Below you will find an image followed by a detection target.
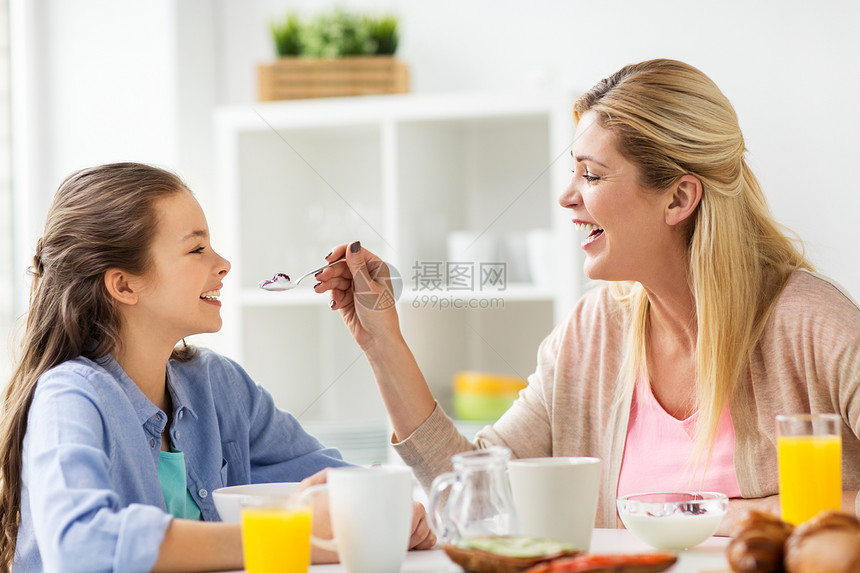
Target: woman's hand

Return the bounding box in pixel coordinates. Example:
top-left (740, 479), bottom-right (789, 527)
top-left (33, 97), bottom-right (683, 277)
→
top-left (314, 241), bottom-right (403, 352)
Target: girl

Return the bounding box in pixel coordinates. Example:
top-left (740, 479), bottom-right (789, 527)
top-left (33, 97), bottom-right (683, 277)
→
top-left (0, 163), bottom-right (433, 572)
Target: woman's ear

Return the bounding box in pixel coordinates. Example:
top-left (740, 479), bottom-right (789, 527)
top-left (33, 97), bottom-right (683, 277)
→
top-left (104, 269), bottom-right (139, 305)
top-left (665, 174), bottom-right (703, 227)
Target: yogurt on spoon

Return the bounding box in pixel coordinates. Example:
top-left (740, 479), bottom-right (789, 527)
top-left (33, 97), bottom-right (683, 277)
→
top-left (258, 273), bottom-right (295, 291)
top-left (258, 257), bottom-right (346, 292)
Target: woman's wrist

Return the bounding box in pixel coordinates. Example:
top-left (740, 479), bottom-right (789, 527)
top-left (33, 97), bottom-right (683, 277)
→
top-left (363, 330), bottom-right (410, 363)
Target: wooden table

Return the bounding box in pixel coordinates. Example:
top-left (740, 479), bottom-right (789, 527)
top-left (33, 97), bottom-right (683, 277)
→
top-left (306, 528), bottom-right (730, 572)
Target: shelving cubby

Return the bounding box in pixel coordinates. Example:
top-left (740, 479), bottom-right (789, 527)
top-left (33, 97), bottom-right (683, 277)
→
top-left (211, 92), bottom-right (580, 438)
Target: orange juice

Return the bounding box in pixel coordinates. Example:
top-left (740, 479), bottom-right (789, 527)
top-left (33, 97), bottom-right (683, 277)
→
top-left (241, 504), bottom-right (313, 573)
top-left (777, 435), bottom-right (841, 525)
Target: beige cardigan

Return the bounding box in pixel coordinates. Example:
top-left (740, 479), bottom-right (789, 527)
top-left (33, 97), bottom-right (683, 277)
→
top-left (393, 270), bottom-right (860, 526)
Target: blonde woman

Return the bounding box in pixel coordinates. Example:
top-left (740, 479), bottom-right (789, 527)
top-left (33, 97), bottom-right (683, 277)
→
top-left (317, 59), bottom-right (860, 533)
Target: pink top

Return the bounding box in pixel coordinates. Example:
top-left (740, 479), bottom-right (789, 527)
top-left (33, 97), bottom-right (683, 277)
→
top-left (617, 376), bottom-right (742, 498)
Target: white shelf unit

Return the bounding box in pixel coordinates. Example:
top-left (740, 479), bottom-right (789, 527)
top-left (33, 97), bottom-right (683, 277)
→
top-left (212, 92), bottom-right (581, 427)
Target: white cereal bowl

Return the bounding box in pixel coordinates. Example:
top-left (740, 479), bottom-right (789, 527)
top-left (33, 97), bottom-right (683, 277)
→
top-left (616, 491), bottom-right (728, 551)
top-left (212, 482), bottom-right (301, 522)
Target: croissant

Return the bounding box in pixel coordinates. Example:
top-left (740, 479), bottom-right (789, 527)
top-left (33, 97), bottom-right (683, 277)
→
top-left (726, 510), bottom-right (794, 573)
top-left (784, 510), bottom-right (860, 573)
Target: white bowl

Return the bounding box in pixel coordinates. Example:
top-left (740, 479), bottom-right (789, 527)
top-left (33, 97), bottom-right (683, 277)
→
top-left (616, 491), bottom-right (728, 550)
top-left (212, 482), bottom-right (301, 522)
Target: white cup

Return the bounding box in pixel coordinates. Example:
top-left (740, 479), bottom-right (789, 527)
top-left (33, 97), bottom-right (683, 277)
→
top-left (300, 466), bottom-right (413, 573)
top-left (508, 457), bottom-right (601, 550)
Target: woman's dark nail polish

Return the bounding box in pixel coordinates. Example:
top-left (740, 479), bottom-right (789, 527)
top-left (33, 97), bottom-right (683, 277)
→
top-left (325, 251), bottom-right (333, 259)
top-left (329, 299), bottom-right (336, 309)
top-left (350, 241), bottom-right (361, 253)
top-left (313, 282), bottom-right (321, 289)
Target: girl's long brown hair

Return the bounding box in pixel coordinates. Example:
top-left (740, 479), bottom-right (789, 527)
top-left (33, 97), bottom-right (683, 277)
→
top-left (0, 163), bottom-right (194, 570)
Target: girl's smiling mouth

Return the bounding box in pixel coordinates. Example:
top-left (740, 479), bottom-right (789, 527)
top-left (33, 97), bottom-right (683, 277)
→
top-left (200, 289), bottom-right (221, 304)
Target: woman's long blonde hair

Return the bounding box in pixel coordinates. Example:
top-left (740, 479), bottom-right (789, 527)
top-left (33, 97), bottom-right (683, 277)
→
top-left (574, 59), bottom-right (811, 461)
top-left (0, 163), bottom-right (195, 571)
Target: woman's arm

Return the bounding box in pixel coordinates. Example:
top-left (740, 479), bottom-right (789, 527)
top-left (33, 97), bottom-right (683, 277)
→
top-left (363, 335), bottom-right (436, 441)
top-left (315, 242), bottom-right (436, 441)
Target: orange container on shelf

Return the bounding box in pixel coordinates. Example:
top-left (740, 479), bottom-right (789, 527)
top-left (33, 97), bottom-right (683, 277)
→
top-left (452, 371), bottom-right (528, 422)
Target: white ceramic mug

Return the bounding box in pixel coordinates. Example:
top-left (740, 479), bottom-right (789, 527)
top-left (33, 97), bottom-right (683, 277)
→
top-left (300, 466), bottom-right (413, 573)
top-left (507, 457), bottom-right (601, 550)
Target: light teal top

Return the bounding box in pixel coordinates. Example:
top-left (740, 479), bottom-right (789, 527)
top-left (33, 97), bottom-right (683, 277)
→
top-left (158, 448), bottom-right (202, 521)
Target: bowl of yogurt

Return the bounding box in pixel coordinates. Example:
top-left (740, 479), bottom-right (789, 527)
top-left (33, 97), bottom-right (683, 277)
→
top-left (616, 491), bottom-right (728, 550)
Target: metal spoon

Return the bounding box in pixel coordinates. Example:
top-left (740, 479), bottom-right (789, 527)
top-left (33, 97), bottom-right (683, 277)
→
top-left (258, 257), bottom-right (345, 292)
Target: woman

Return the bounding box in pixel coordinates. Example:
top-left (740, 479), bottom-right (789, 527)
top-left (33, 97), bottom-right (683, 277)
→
top-left (0, 163), bottom-right (433, 573)
top-left (316, 59), bottom-right (860, 533)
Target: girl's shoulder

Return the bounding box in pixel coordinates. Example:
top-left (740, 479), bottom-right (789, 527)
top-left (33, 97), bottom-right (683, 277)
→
top-left (167, 347), bottom-right (258, 400)
top-left (31, 356), bottom-right (127, 419)
top-left (167, 347), bottom-right (276, 425)
top-left (169, 346), bottom-right (245, 379)
top-left (37, 356), bottom-right (112, 392)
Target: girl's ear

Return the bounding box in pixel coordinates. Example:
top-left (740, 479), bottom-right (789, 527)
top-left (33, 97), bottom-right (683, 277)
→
top-left (104, 269), bottom-right (139, 305)
top-left (665, 174), bottom-right (703, 227)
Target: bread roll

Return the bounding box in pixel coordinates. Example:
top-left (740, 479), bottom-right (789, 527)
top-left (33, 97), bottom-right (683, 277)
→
top-left (726, 510), bottom-right (793, 573)
top-left (784, 510), bottom-right (860, 573)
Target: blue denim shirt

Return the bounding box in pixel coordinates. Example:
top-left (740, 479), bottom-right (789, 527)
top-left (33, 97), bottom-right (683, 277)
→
top-left (16, 348), bottom-right (348, 573)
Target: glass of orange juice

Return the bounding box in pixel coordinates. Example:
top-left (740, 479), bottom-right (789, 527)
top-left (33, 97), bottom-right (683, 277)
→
top-left (240, 495), bottom-right (313, 573)
top-left (776, 413), bottom-right (842, 525)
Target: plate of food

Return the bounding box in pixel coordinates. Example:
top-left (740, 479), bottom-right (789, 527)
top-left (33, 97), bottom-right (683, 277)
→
top-left (443, 535), bottom-right (677, 573)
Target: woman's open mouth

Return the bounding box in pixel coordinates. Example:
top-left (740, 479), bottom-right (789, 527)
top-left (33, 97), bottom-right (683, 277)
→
top-left (576, 222), bottom-right (604, 247)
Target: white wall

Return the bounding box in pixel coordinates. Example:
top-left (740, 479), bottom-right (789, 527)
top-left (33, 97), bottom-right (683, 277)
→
top-left (0, 0), bottom-right (12, 384)
top-left (12, 0), bottom-right (176, 313)
top-left (11, 0), bottom-right (860, 322)
top-left (218, 0), bottom-right (860, 295)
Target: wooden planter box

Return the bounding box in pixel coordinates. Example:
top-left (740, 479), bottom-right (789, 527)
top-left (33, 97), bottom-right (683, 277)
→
top-left (258, 57), bottom-right (410, 101)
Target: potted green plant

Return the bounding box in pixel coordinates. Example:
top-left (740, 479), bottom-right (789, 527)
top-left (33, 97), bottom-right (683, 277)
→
top-left (270, 14), bottom-right (303, 56)
top-left (368, 15), bottom-right (399, 56)
top-left (258, 9), bottom-right (408, 101)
